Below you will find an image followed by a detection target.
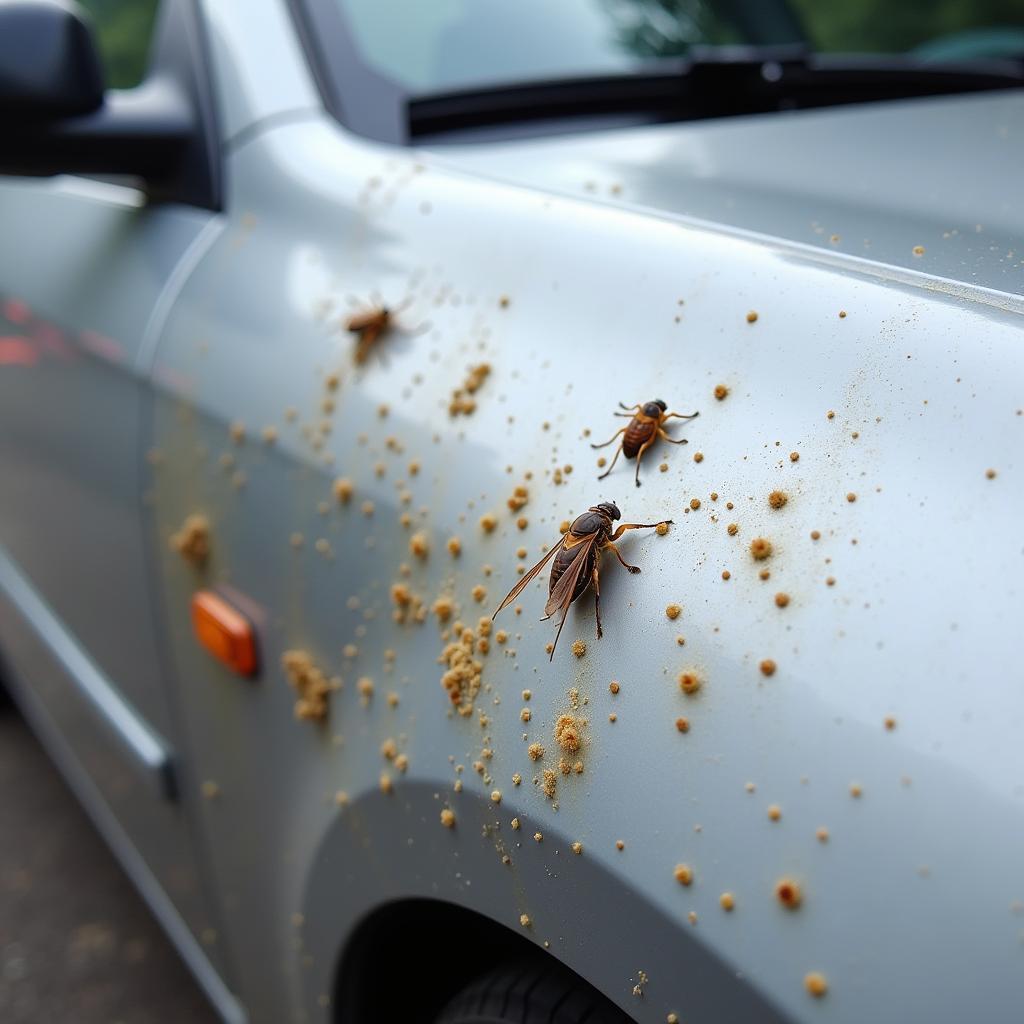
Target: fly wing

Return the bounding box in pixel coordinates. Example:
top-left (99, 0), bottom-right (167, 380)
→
top-left (492, 538), bottom-right (563, 619)
top-left (543, 533), bottom-right (597, 619)
top-left (542, 534), bottom-right (598, 660)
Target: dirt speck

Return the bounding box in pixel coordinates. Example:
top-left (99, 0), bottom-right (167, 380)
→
top-left (282, 650), bottom-right (331, 722)
top-left (804, 972), bottom-right (828, 998)
top-left (678, 671), bottom-right (701, 695)
top-left (170, 514), bottom-right (210, 567)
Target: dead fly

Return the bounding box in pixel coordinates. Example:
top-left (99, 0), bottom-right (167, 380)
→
top-left (493, 501), bottom-right (671, 659)
top-left (344, 295), bottom-right (413, 365)
top-left (591, 399), bottom-right (699, 486)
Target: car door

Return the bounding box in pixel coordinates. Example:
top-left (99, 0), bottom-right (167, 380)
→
top-left (0, 0), bottom-right (237, 1005)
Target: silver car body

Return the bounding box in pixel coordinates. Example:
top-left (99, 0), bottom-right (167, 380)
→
top-left (1, 1), bottom-right (1022, 1021)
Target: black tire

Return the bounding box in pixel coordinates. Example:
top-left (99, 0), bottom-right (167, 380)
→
top-left (435, 956), bottom-right (635, 1024)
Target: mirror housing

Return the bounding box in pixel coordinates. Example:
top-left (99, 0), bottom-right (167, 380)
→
top-left (0, 0), bottom-right (104, 120)
top-left (0, 0), bottom-right (221, 209)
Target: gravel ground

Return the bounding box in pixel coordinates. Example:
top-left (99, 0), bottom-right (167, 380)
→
top-left (0, 699), bottom-right (219, 1024)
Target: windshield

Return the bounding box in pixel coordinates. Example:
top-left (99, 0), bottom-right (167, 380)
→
top-left (331, 0), bottom-right (1024, 95)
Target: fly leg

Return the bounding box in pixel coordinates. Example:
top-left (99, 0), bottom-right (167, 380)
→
top-left (618, 401), bottom-right (642, 413)
top-left (592, 565), bottom-right (603, 638)
top-left (662, 410), bottom-right (699, 421)
top-left (609, 520), bottom-right (673, 543)
top-left (603, 541), bottom-right (642, 574)
top-left (657, 427), bottom-right (689, 445)
top-left (633, 434), bottom-right (657, 487)
top-left (591, 426), bottom-right (627, 449)
top-left (597, 442), bottom-right (624, 481)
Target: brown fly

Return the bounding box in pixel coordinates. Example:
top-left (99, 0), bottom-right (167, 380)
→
top-left (493, 501), bottom-right (671, 659)
top-left (591, 399), bottom-right (699, 486)
top-left (344, 295), bottom-right (413, 365)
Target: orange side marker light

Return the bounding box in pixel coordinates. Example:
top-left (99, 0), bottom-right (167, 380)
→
top-left (191, 590), bottom-right (258, 676)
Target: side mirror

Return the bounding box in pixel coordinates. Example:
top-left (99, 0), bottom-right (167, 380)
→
top-left (0, 0), bottom-right (105, 121)
top-left (0, 0), bottom-right (221, 209)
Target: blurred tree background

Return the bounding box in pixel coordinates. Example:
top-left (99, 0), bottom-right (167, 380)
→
top-left (789, 0), bottom-right (1024, 53)
top-left (78, 0), bottom-right (161, 88)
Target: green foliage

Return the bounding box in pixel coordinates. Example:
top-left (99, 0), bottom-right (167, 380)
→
top-left (78, 0), bottom-right (161, 88)
top-left (788, 0), bottom-right (1024, 53)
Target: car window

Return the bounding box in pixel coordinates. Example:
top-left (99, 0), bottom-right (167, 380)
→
top-left (333, 0), bottom-right (801, 93)
top-left (78, 0), bottom-right (162, 89)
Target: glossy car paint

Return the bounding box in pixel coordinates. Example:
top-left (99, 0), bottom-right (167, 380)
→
top-left (1, 1), bottom-right (1023, 1022)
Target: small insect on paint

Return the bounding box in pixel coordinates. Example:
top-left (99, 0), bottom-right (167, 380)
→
top-left (493, 501), bottom-right (671, 659)
top-left (591, 399), bottom-right (699, 486)
top-left (344, 295), bottom-right (412, 365)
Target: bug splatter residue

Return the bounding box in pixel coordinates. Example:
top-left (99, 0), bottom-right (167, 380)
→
top-left (776, 878), bottom-right (802, 909)
top-left (678, 671), bottom-right (701, 695)
top-left (170, 514), bottom-right (210, 567)
top-left (282, 650), bottom-right (331, 723)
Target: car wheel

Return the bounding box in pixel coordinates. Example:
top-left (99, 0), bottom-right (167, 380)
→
top-left (435, 957), bottom-right (635, 1024)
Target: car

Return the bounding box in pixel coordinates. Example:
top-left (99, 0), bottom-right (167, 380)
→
top-left (2, 1), bottom-right (1023, 1021)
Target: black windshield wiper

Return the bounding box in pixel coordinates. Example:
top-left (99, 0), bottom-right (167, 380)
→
top-left (408, 46), bottom-right (1024, 139)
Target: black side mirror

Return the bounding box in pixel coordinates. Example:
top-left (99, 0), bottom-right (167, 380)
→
top-left (0, 0), bottom-right (105, 121)
top-left (0, 0), bottom-right (220, 210)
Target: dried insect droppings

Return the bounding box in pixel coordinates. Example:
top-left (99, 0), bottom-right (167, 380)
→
top-left (655, 521), bottom-right (670, 536)
top-left (665, 604), bottom-right (682, 620)
top-left (774, 593), bottom-right (790, 608)
top-left (675, 717), bottom-right (690, 733)
top-left (816, 827), bottom-right (830, 843)
top-left (490, 790), bottom-right (502, 804)
top-left (719, 892), bottom-right (735, 911)
top-left (760, 659), bottom-right (777, 677)
top-left (727, 523), bottom-right (739, 536)
top-left (519, 914), bottom-right (531, 928)
top-left (659, 463), bottom-right (669, 473)
top-left (379, 773), bottom-right (393, 795)
top-left (449, 363), bottom-right (491, 416)
top-left (714, 384), bottom-right (729, 401)
top-left (170, 514), bottom-right (210, 567)
top-left (810, 530), bottom-right (821, 541)
top-left (846, 492), bottom-right (857, 503)
top-left (200, 780), bottom-right (220, 800)
top-left (228, 420), bottom-right (245, 444)
top-left (776, 879), bottom-right (802, 909)
top-left (986, 468), bottom-right (997, 479)
top-left (572, 842), bottom-right (583, 855)
top-left (534, 832), bottom-right (543, 842)
top-left (849, 783), bottom-right (863, 798)
top-left (674, 863), bottom-right (694, 886)
top-left (768, 490), bottom-right (788, 510)
top-left (721, 570), bottom-right (731, 581)
top-left (826, 576), bottom-right (836, 587)
top-left (528, 743), bottom-right (544, 761)
top-left (746, 310), bottom-right (758, 323)
top-left (334, 791), bottom-right (349, 808)
top-left (690, 498), bottom-right (701, 511)
top-left (332, 477), bottom-right (354, 503)
top-left (571, 639), bottom-right (586, 658)
top-left (768, 804), bottom-right (782, 821)
top-left (357, 677), bottom-right (374, 703)
top-left (409, 532), bottom-right (429, 559)
top-left (542, 769), bottom-right (557, 799)
top-left (668, 1015), bottom-right (679, 1024)
top-left (789, 451), bottom-right (799, 462)
top-left (433, 597), bottom-right (454, 622)
top-left (884, 716), bottom-right (897, 731)
top-left (912, 245), bottom-right (925, 256)
top-left (609, 681), bottom-right (620, 694)
top-left (282, 650), bottom-right (331, 723)
top-left (511, 817), bottom-right (521, 830)
top-left (750, 537), bottom-right (773, 561)
top-left (693, 451), bottom-right (704, 463)
top-left (678, 671), bottom-right (702, 695)
top-left (554, 715), bottom-right (584, 754)
top-left (479, 513), bottom-right (498, 533)
top-left (520, 707), bottom-right (532, 722)
top-left (804, 972), bottom-right (828, 998)
top-left (615, 840), bottom-right (625, 851)
top-left (471, 584), bottom-right (487, 603)
top-left (440, 808), bottom-right (456, 828)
